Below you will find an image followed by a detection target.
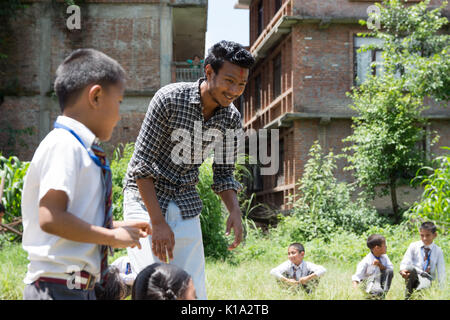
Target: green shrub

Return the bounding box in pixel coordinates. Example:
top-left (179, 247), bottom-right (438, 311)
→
top-left (110, 143), bottom-right (135, 221)
top-left (0, 155), bottom-right (29, 222)
top-left (408, 147), bottom-right (450, 234)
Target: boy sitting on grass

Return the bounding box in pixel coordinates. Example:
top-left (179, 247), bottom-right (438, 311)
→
top-left (21, 49), bottom-right (150, 300)
top-left (352, 234), bottom-right (394, 299)
top-left (270, 243), bottom-right (326, 294)
top-left (399, 221), bottom-right (445, 299)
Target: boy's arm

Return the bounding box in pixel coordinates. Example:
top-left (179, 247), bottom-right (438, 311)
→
top-left (399, 244), bottom-right (414, 278)
top-left (218, 189), bottom-right (243, 251)
top-left (351, 260), bottom-right (367, 286)
top-left (270, 262), bottom-right (298, 285)
top-left (136, 177), bottom-right (174, 262)
top-left (39, 189), bottom-right (147, 248)
top-left (436, 248), bottom-right (446, 287)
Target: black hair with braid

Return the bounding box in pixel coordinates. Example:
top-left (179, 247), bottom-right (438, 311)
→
top-left (131, 263), bottom-right (192, 300)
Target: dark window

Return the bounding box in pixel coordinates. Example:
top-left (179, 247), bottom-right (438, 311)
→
top-left (353, 36), bottom-right (384, 85)
top-left (273, 53), bottom-right (282, 99)
top-left (255, 74), bottom-right (261, 110)
top-left (257, 1), bottom-right (264, 36)
top-left (275, 0), bottom-right (282, 13)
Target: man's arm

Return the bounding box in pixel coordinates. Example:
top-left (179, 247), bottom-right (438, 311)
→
top-left (39, 189), bottom-right (147, 248)
top-left (136, 177), bottom-right (174, 262)
top-left (218, 189), bottom-right (243, 250)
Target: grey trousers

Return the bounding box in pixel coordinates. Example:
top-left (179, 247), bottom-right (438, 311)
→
top-left (23, 281), bottom-right (96, 300)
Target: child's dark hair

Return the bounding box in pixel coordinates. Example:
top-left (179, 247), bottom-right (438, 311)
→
top-left (132, 263), bottom-right (192, 300)
top-left (420, 221), bottom-right (437, 234)
top-left (204, 40), bottom-right (255, 75)
top-left (289, 243), bottom-right (305, 253)
top-left (54, 48), bottom-right (126, 112)
top-left (94, 266), bottom-right (130, 300)
top-left (367, 234), bottom-right (386, 250)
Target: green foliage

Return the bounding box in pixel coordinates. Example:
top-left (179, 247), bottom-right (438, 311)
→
top-left (408, 147), bottom-right (450, 234)
top-left (281, 142), bottom-right (388, 242)
top-left (343, 0), bottom-right (448, 219)
top-left (0, 155), bottom-right (29, 223)
top-left (196, 157), bottom-right (231, 260)
top-left (110, 143), bottom-right (135, 221)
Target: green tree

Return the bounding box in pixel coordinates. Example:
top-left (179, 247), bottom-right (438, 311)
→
top-left (344, 0), bottom-right (449, 222)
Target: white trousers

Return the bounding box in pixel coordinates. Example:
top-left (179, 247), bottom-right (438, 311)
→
top-left (123, 189), bottom-right (207, 300)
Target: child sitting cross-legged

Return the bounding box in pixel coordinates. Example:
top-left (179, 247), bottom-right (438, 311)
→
top-left (270, 243), bottom-right (326, 294)
top-left (352, 234), bottom-right (394, 299)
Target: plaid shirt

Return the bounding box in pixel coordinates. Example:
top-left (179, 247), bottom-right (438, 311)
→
top-left (124, 78), bottom-right (243, 219)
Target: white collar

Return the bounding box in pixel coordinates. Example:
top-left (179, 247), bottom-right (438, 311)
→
top-left (290, 261), bottom-right (304, 269)
top-left (55, 115), bottom-right (97, 148)
top-left (421, 242), bottom-right (434, 250)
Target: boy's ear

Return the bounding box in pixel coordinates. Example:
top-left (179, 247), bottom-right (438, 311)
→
top-left (300, 251), bottom-right (305, 258)
top-left (88, 84), bottom-right (102, 109)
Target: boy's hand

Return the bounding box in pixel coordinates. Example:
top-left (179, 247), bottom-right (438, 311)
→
top-left (110, 226), bottom-right (148, 249)
top-left (116, 220), bottom-right (152, 235)
top-left (373, 260), bottom-right (382, 268)
top-left (352, 281), bottom-right (359, 289)
top-left (400, 269), bottom-right (410, 279)
top-left (151, 220), bottom-right (175, 262)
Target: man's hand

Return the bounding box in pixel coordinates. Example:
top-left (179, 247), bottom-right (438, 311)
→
top-left (151, 220), bottom-right (175, 262)
top-left (225, 210), bottom-right (243, 251)
top-left (400, 269), bottom-right (410, 279)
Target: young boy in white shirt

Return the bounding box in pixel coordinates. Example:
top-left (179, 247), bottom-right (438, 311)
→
top-left (21, 49), bottom-right (151, 300)
top-left (400, 221), bottom-right (445, 299)
top-left (352, 234), bottom-right (394, 299)
top-left (270, 243), bottom-right (326, 293)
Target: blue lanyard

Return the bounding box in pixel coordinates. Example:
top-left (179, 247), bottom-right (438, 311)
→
top-left (54, 122), bottom-right (110, 171)
top-left (421, 247), bottom-right (431, 271)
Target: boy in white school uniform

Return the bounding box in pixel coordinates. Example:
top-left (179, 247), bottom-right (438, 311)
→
top-left (400, 221), bottom-right (446, 299)
top-left (270, 243), bottom-right (326, 293)
top-left (352, 234), bottom-right (394, 299)
top-left (21, 49), bottom-right (150, 300)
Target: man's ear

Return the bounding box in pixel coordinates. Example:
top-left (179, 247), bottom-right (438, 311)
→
top-left (204, 64), bottom-right (215, 81)
top-left (88, 84), bottom-right (102, 109)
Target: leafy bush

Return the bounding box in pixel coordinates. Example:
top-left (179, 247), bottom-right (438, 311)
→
top-left (110, 143), bottom-right (135, 221)
top-left (408, 147), bottom-right (450, 234)
top-left (280, 142), bottom-right (388, 242)
top-left (0, 155), bottom-right (29, 223)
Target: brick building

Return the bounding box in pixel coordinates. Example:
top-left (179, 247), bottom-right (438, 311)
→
top-left (0, 0), bottom-right (208, 159)
top-left (235, 0), bottom-right (450, 213)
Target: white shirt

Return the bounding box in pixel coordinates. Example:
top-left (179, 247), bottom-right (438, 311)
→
top-left (400, 241), bottom-right (446, 286)
top-left (22, 116), bottom-right (104, 284)
top-left (270, 260), bottom-right (326, 280)
top-left (110, 256), bottom-right (137, 286)
top-left (352, 253), bottom-right (394, 283)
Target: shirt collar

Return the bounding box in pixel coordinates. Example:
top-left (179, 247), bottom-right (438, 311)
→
top-left (189, 78), bottom-right (204, 105)
top-left (55, 115), bottom-right (97, 148)
top-left (290, 260), bottom-right (304, 270)
top-left (421, 242), bottom-right (434, 250)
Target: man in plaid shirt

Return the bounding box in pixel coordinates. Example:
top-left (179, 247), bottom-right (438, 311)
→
top-left (123, 41), bottom-right (255, 299)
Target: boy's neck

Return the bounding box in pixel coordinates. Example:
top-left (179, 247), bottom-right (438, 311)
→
top-left (371, 251), bottom-right (381, 258)
top-left (62, 109), bottom-right (96, 136)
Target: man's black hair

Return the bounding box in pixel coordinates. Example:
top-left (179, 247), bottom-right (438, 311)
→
top-left (420, 221), bottom-right (437, 234)
top-left (204, 40), bottom-right (255, 75)
top-left (54, 48), bottom-right (126, 112)
top-left (367, 234), bottom-right (386, 250)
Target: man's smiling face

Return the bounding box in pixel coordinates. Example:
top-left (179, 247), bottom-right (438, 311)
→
top-left (206, 60), bottom-right (249, 107)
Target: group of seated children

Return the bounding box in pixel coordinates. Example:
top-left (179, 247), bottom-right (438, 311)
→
top-left (269, 221), bottom-right (445, 300)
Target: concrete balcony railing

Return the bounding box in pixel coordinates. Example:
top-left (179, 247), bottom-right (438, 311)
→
top-left (250, 0), bottom-right (293, 56)
top-left (171, 62), bottom-right (204, 83)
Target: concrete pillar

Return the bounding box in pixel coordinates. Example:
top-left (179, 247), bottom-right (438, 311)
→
top-left (38, 2), bottom-right (54, 142)
top-left (159, 1), bottom-right (173, 87)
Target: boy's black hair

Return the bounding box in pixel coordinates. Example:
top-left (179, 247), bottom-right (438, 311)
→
top-left (420, 221), bottom-right (437, 234)
top-left (367, 234), bottom-right (386, 250)
top-left (54, 48), bottom-right (126, 112)
top-left (289, 243), bottom-right (305, 254)
top-left (204, 40), bottom-right (255, 75)
top-left (132, 263), bottom-right (192, 300)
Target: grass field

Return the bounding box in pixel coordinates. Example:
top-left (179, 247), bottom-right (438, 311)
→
top-left (1, 241), bottom-right (448, 300)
